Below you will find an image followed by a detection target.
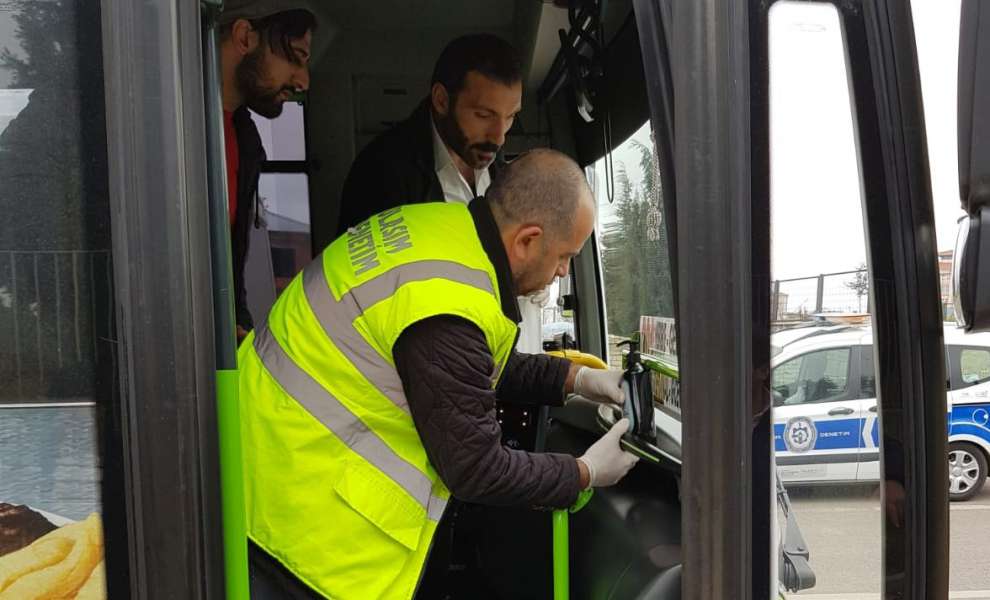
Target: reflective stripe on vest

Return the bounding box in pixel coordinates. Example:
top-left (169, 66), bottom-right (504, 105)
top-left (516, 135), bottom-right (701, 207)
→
top-left (241, 203), bottom-right (519, 599)
top-left (300, 256), bottom-right (495, 414)
top-left (253, 324), bottom-right (448, 521)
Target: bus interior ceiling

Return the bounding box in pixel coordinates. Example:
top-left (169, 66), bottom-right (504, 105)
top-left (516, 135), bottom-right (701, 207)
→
top-left (305, 0), bottom-right (636, 251)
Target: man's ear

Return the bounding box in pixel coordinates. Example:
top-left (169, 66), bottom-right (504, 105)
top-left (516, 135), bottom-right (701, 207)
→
top-left (230, 19), bottom-right (257, 56)
top-left (510, 224), bottom-right (544, 260)
top-left (431, 83), bottom-right (451, 116)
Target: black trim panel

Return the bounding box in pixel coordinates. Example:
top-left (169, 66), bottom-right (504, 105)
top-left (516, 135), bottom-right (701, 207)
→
top-left (260, 160), bottom-right (310, 174)
top-left (671, 1), bottom-right (758, 597)
top-left (855, 1), bottom-right (948, 596)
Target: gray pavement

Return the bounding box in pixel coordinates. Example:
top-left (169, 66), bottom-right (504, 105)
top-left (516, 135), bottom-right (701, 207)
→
top-left (785, 483), bottom-right (990, 598)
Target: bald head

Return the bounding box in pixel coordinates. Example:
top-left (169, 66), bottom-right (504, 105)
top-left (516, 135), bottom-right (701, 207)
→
top-left (485, 148), bottom-right (596, 295)
top-left (486, 148), bottom-right (594, 241)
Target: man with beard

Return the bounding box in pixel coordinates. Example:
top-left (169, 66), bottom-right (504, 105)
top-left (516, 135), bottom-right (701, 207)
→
top-left (219, 1), bottom-right (317, 341)
top-left (337, 34), bottom-right (522, 230)
top-left (338, 34), bottom-right (550, 355)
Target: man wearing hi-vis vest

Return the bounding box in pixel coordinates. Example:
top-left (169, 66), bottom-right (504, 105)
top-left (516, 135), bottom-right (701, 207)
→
top-left (239, 149), bottom-right (639, 599)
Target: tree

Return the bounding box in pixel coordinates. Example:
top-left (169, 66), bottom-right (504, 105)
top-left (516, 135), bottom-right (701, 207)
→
top-left (0, 1), bottom-right (111, 400)
top-left (599, 136), bottom-right (674, 339)
top-left (845, 263), bottom-right (870, 312)
top-left (0, 1), bottom-right (78, 89)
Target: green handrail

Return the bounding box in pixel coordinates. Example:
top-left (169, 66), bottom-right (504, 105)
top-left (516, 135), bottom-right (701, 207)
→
top-left (553, 488), bottom-right (594, 600)
top-left (217, 369), bottom-right (248, 599)
top-left (200, 1), bottom-right (249, 597)
top-left (552, 510), bottom-right (570, 600)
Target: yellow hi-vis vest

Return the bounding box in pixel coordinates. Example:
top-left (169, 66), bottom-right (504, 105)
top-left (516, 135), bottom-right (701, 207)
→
top-left (238, 202), bottom-right (519, 599)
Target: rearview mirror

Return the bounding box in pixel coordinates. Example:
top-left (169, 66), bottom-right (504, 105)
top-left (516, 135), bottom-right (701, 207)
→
top-left (952, 0), bottom-right (990, 331)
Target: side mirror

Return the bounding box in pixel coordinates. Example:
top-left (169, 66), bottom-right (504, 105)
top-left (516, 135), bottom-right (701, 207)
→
top-left (953, 0), bottom-right (990, 331)
top-left (952, 212), bottom-right (990, 330)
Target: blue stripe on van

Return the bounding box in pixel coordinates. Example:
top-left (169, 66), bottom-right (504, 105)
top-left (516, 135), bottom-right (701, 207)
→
top-left (774, 418), bottom-right (861, 452)
top-left (949, 403), bottom-right (990, 442)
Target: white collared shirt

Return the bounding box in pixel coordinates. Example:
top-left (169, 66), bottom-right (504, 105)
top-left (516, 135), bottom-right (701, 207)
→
top-left (431, 117), bottom-right (491, 203)
top-left (429, 116), bottom-right (545, 354)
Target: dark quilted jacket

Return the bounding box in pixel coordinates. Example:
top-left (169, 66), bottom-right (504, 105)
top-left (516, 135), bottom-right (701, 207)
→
top-left (392, 197), bottom-right (580, 508)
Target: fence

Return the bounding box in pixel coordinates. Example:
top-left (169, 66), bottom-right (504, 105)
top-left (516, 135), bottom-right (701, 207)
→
top-left (0, 250), bottom-right (113, 402)
top-left (771, 269), bottom-right (869, 325)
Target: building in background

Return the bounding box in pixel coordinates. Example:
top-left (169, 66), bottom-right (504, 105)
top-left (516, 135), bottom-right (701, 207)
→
top-left (939, 249), bottom-right (955, 321)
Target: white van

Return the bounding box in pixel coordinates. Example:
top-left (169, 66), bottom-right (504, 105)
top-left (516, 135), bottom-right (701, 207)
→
top-left (772, 324), bottom-right (990, 500)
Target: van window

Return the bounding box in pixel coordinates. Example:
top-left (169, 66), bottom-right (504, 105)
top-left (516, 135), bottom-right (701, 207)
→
top-left (959, 347), bottom-right (990, 385)
top-left (859, 344), bottom-right (877, 398)
top-left (772, 347), bottom-right (852, 405)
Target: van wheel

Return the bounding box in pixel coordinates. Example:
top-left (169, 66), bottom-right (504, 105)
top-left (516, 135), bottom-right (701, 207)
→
top-left (948, 442), bottom-right (988, 502)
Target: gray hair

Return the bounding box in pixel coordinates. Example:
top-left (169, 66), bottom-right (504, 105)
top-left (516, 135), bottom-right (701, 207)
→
top-left (486, 148), bottom-right (592, 240)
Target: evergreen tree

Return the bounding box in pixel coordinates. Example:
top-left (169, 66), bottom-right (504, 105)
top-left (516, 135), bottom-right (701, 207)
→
top-left (600, 135), bottom-right (674, 339)
top-left (0, 1), bottom-right (110, 400)
top-left (0, 0), bottom-right (78, 88)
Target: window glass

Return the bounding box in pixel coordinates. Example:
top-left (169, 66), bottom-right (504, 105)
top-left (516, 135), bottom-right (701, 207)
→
top-left (0, 2), bottom-right (113, 597)
top-left (589, 121), bottom-right (677, 412)
top-left (259, 172), bottom-right (311, 293)
top-left (860, 345), bottom-right (877, 399)
top-left (252, 101), bottom-right (306, 161)
top-left (772, 357), bottom-right (801, 400)
top-left (959, 348), bottom-right (990, 385)
top-left (773, 348), bottom-right (851, 405)
top-left (770, 2), bottom-right (881, 596)
top-left (540, 275), bottom-right (575, 351)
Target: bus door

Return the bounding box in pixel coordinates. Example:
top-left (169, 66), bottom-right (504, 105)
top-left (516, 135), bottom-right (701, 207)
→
top-left (644, 0), bottom-right (948, 598)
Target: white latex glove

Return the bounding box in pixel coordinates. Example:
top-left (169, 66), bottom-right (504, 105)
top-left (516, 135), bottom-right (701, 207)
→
top-left (577, 418), bottom-right (640, 488)
top-left (573, 366), bottom-right (624, 405)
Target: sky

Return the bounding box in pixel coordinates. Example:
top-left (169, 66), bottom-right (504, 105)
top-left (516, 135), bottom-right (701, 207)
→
top-left (770, 0), bottom-right (965, 280)
top-left (591, 0), bottom-right (965, 287)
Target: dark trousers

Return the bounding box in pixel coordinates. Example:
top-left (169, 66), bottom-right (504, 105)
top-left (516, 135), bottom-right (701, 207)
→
top-left (247, 503), bottom-right (499, 600)
top-left (248, 541), bottom-right (322, 600)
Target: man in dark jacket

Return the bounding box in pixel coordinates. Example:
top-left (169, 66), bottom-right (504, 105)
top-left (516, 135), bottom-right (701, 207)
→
top-left (219, 1), bottom-right (317, 340)
top-left (338, 34), bottom-right (557, 356)
top-left (336, 33), bottom-right (522, 236)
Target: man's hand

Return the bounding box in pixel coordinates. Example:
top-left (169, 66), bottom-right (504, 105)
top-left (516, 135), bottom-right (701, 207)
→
top-left (577, 418), bottom-right (639, 488)
top-left (572, 366), bottom-right (624, 405)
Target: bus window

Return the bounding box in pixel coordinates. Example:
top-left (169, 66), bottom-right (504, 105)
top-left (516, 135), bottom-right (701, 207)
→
top-left (245, 100), bottom-right (312, 318)
top-left (0, 2), bottom-right (116, 597)
top-left (591, 121), bottom-right (676, 374)
top-left (253, 101), bottom-right (307, 161)
top-left (258, 171), bottom-right (311, 292)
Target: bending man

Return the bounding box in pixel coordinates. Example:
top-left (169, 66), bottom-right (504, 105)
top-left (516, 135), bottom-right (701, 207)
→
top-left (239, 149), bottom-right (638, 599)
